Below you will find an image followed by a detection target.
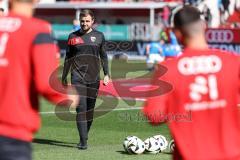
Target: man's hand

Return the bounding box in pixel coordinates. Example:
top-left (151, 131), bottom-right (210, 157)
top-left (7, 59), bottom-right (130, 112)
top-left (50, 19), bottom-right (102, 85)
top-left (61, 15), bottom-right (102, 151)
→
top-left (103, 75), bottom-right (110, 86)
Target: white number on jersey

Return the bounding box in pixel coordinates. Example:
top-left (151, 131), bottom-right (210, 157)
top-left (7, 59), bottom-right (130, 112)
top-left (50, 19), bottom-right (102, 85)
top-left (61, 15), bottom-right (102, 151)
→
top-left (189, 75), bottom-right (219, 102)
top-left (0, 33), bottom-right (9, 57)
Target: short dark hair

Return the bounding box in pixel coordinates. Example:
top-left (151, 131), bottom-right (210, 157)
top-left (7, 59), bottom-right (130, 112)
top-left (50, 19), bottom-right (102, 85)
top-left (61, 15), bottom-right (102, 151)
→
top-left (80, 9), bottom-right (95, 20)
top-left (173, 5), bottom-right (201, 28)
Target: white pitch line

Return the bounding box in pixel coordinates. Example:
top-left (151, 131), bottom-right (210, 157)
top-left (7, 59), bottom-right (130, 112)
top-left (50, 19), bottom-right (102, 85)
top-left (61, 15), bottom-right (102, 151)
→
top-left (102, 95), bottom-right (146, 102)
top-left (40, 104), bottom-right (240, 115)
top-left (40, 107), bottom-right (142, 115)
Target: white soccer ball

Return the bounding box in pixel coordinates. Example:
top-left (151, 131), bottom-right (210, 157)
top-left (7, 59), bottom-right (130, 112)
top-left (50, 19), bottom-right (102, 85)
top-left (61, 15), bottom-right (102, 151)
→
top-left (123, 136), bottom-right (138, 152)
top-left (123, 136), bottom-right (145, 154)
top-left (144, 137), bottom-right (161, 154)
top-left (169, 139), bottom-right (175, 152)
top-left (153, 135), bottom-right (168, 151)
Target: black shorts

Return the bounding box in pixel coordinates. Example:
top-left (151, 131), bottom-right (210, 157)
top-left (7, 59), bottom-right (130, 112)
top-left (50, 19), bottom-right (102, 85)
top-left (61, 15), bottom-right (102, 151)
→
top-left (0, 136), bottom-right (32, 160)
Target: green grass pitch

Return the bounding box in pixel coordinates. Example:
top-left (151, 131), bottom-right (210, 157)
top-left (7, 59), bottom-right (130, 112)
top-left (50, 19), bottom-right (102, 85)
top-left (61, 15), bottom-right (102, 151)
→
top-left (33, 60), bottom-right (173, 160)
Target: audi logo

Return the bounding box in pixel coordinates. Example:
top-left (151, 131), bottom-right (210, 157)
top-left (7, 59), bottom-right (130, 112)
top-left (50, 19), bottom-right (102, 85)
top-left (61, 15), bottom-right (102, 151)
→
top-left (178, 55), bottom-right (222, 75)
top-left (206, 30), bottom-right (234, 43)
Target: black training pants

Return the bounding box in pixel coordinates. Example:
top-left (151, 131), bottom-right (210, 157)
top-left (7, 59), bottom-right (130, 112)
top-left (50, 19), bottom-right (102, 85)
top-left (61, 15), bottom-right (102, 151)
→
top-left (74, 81), bottom-right (100, 144)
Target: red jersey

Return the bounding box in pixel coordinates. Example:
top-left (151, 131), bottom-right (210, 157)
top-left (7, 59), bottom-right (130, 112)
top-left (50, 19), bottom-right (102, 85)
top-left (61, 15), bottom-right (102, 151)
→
top-left (0, 13), bottom-right (68, 142)
top-left (143, 48), bottom-right (240, 160)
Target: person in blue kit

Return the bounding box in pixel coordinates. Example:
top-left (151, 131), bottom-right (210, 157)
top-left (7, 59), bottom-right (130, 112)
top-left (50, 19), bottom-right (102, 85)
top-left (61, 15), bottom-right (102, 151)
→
top-left (145, 39), bottom-right (165, 71)
top-left (163, 29), bottom-right (182, 58)
top-left (73, 19), bottom-right (81, 31)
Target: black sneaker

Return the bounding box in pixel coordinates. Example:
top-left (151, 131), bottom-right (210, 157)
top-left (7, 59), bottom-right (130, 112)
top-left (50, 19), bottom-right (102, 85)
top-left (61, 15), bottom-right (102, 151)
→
top-left (77, 143), bottom-right (88, 150)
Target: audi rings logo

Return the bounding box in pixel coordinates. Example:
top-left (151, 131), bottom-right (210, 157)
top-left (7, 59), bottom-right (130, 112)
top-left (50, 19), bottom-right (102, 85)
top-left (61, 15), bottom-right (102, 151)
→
top-left (178, 55), bottom-right (222, 75)
top-left (206, 30), bottom-right (234, 43)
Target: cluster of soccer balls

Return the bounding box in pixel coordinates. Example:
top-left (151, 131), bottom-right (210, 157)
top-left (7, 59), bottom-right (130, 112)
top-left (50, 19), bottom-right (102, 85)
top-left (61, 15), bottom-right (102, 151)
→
top-left (123, 135), bottom-right (175, 154)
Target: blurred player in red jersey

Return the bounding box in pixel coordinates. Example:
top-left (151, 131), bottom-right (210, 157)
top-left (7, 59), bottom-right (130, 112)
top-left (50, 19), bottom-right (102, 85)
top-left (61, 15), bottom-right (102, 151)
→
top-left (0, 0), bottom-right (79, 160)
top-left (143, 5), bottom-right (240, 160)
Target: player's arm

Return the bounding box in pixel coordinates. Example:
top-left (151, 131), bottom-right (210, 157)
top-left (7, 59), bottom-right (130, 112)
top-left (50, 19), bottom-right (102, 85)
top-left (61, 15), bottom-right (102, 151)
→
top-left (31, 24), bottom-right (77, 106)
top-left (62, 35), bottom-right (73, 86)
top-left (143, 94), bottom-right (169, 125)
top-left (146, 44), bottom-right (150, 57)
top-left (142, 63), bottom-right (171, 125)
top-left (99, 33), bottom-right (110, 85)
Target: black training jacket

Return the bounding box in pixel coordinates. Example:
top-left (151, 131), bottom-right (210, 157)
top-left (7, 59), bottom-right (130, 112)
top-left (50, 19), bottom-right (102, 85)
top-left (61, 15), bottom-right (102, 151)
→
top-left (62, 29), bottom-right (109, 84)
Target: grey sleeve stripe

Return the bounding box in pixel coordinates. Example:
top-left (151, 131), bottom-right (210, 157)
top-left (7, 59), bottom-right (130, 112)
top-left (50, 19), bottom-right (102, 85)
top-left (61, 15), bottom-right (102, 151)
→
top-left (33, 33), bottom-right (55, 44)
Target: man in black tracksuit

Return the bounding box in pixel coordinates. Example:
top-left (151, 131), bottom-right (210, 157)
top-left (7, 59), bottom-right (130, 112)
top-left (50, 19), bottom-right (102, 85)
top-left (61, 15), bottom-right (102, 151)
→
top-left (62, 9), bottom-right (110, 150)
